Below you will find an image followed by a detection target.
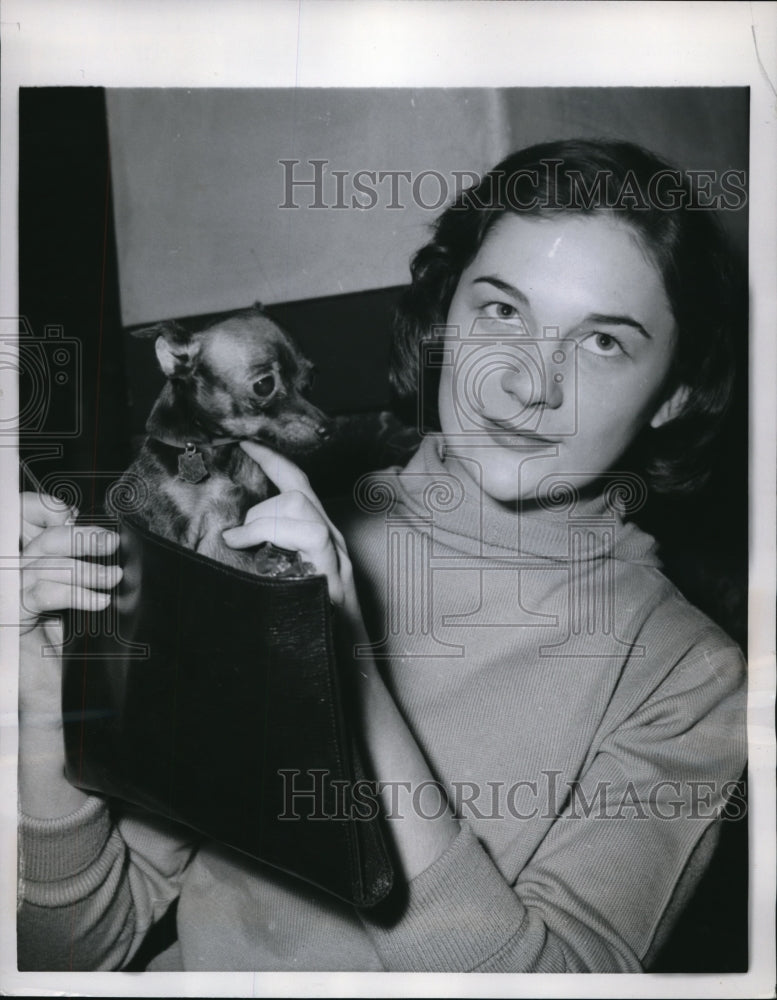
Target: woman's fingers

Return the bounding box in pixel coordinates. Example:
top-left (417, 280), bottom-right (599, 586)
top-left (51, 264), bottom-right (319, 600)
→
top-left (239, 441), bottom-right (314, 498)
top-left (239, 441), bottom-right (349, 557)
top-left (223, 488), bottom-right (349, 605)
top-left (21, 492), bottom-right (78, 547)
top-left (23, 523), bottom-right (120, 560)
top-left (21, 579), bottom-right (113, 618)
top-left (19, 494), bottom-right (123, 628)
top-left (22, 556), bottom-right (123, 591)
top-left (20, 556), bottom-right (122, 624)
top-left (227, 516), bottom-right (344, 604)
top-left (21, 493), bottom-right (121, 559)
top-left (234, 444), bottom-right (354, 605)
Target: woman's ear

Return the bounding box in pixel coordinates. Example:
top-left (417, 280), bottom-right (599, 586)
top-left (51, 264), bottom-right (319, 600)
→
top-left (650, 383), bottom-right (690, 429)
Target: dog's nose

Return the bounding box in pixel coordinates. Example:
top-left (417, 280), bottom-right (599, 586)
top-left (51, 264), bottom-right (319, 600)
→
top-left (316, 423), bottom-right (332, 442)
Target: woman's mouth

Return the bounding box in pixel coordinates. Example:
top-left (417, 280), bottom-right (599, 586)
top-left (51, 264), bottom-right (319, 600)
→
top-left (479, 415), bottom-right (560, 447)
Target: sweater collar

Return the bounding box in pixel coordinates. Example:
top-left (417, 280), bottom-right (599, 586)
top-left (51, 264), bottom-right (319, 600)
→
top-left (393, 435), bottom-right (660, 565)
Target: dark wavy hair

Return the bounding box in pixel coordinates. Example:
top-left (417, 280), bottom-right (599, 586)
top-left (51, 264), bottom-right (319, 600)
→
top-left (391, 138), bottom-right (744, 495)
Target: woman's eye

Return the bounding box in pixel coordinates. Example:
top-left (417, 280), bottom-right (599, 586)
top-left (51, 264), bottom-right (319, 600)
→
top-left (252, 373), bottom-right (276, 398)
top-left (580, 332), bottom-right (624, 357)
top-left (483, 302), bottom-right (522, 322)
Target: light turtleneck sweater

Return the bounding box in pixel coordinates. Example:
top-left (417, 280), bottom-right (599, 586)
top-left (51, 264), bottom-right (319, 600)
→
top-left (18, 436), bottom-right (746, 972)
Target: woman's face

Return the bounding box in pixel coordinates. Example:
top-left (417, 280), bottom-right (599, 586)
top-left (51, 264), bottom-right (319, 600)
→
top-left (437, 212), bottom-right (683, 504)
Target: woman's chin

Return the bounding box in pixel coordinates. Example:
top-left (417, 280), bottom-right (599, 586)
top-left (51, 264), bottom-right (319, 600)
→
top-left (443, 440), bottom-right (563, 506)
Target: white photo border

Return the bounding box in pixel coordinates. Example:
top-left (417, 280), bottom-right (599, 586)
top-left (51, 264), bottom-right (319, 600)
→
top-left (1, 2), bottom-right (774, 997)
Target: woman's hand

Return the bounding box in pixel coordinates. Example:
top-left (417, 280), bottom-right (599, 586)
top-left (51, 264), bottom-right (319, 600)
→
top-left (222, 442), bottom-right (356, 612)
top-left (20, 491), bottom-right (122, 636)
top-left (19, 492), bottom-right (122, 819)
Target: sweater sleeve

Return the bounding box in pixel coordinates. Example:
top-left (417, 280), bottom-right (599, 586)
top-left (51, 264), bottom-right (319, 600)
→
top-left (17, 796), bottom-right (196, 971)
top-left (359, 634), bottom-right (747, 972)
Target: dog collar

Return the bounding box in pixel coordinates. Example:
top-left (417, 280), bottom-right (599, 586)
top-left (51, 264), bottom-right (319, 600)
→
top-left (148, 434), bottom-right (245, 484)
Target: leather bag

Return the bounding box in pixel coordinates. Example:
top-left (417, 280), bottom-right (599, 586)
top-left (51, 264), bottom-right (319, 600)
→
top-left (61, 514), bottom-right (394, 908)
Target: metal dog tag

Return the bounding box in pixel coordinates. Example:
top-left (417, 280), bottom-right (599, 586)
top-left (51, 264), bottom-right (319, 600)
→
top-left (178, 442), bottom-right (208, 484)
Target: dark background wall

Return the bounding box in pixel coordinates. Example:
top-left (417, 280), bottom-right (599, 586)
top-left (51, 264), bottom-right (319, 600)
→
top-left (19, 88), bottom-right (129, 508)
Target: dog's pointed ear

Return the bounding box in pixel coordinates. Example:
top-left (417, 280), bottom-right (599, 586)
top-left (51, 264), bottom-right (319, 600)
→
top-left (155, 335), bottom-right (201, 379)
top-left (131, 321), bottom-right (199, 378)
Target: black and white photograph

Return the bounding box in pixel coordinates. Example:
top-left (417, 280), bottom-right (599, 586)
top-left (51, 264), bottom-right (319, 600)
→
top-left (2, 2), bottom-right (775, 997)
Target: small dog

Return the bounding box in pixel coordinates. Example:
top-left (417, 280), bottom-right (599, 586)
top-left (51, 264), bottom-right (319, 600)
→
top-left (114, 306), bottom-right (331, 575)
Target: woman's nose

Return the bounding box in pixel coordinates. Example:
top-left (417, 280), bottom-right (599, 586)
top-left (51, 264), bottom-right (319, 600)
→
top-left (499, 349), bottom-right (564, 410)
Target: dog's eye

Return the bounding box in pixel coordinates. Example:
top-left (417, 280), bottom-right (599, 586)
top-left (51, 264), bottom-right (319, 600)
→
top-left (252, 373), bottom-right (276, 399)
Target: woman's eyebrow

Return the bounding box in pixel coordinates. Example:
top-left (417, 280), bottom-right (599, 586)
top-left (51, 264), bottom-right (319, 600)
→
top-left (585, 313), bottom-right (652, 339)
top-left (472, 276), bottom-right (531, 307)
top-left (472, 277), bottom-right (652, 339)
